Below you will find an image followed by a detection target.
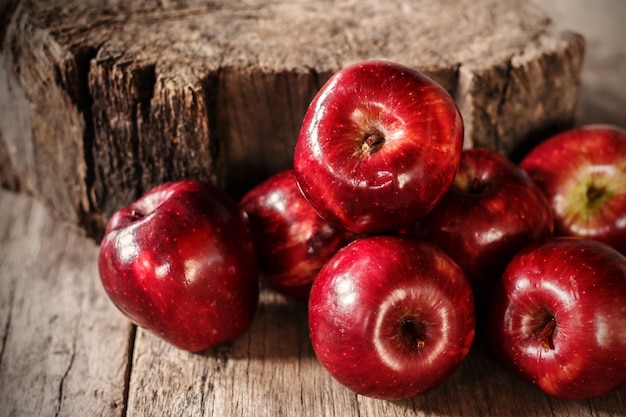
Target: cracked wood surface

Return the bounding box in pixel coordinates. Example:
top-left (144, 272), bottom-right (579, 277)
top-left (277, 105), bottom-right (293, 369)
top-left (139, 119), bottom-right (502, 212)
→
top-left (0, 0), bottom-right (585, 241)
top-left (1, 188), bottom-right (626, 416)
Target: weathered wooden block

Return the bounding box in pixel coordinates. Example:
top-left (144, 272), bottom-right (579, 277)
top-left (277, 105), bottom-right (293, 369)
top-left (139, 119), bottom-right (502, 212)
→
top-left (0, 0), bottom-right (584, 240)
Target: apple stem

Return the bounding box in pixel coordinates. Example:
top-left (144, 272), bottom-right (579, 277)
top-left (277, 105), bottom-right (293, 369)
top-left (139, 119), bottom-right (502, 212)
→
top-left (540, 317), bottom-right (556, 351)
top-left (130, 209), bottom-right (143, 220)
top-left (361, 131), bottom-right (385, 155)
top-left (401, 318), bottom-right (426, 350)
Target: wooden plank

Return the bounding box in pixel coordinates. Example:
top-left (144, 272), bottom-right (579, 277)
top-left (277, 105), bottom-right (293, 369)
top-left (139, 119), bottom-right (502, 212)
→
top-left (124, 279), bottom-right (626, 417)
top-left (125, 290), bottom-right (359, 416)
top-left (0, 190), bottom-right (132, 417)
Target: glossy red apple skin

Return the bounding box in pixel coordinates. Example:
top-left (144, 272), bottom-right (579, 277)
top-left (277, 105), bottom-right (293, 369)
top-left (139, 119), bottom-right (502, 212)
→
top-left (98, 180), bottom-right (259, 352)
top-left (487, 237), bottom-right (626, 400)
top-left (294, 60), bottom-right (464, 234)
top-left (405, 147), bottom-right (554, 308)
top-left (520, 124), bottom-right (626, 255)
top-left (240, 169), bottom-right (354, 300)
top-left (309, 235), bottom-right (475, 400)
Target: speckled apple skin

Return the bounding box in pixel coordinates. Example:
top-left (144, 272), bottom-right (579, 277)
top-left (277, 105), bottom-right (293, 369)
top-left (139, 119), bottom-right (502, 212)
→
top-left (240, 169), bottom-right (354, 300)
top-left (309, 235), bottom-right (475, 400)
top-left (294, 60), bottom-right (464, 235)
top-left (98, 180), bottom-right (259, 352)
top-left (488, 237), bottom-right (626, 400)
top-left (520, 124), bottom-right (626, 255)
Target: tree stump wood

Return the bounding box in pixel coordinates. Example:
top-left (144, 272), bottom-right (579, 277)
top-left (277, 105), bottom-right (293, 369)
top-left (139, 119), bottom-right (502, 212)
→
top-left (0, 0), bottom-right (585, 240)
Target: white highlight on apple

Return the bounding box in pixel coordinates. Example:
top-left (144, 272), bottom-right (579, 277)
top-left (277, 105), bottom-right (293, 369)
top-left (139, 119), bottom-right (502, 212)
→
top-left (542, 280), bottom-right (578, 309)
top-left (155, 262), bottom-right (171, 280)
top-left (117, 230), bottom-right (140, 263)
top-left (477, 227), bottom-right (505, 246)
top-left (349, 107), bottom-right (369, 128)
top-left (266, 189), bottom-right (287, 214)
top-left (184, 258), bottom-right (203, 285)
top-left (334, 273), bottom-right (357, 308)
top-left (397, 172), bottom-right (412, 189)
top-left (594, 314), bottom-right (612, 348)
top-left (306, 75), bottom-right (341, 160)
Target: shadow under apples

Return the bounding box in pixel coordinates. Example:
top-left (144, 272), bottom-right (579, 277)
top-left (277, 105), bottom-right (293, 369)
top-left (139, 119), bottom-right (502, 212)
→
top-left (193, 288), bottom-right (625, 416)
top-left (199, 287), bottom-right (313, 364)
top-left (395, 336), bottom-right (626, 416)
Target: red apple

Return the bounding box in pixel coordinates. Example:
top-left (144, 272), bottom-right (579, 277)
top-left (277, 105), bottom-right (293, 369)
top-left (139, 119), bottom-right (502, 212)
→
top-left (405, 147), bottom-right (554, 308)
top-left (240, 169), bottom-right (354, 300)
top-left (294, 60), bottom-right (464, 234)
top-left (308, 235), bottom-right (475, 400)
top-left (98, 180), bottom-right (259, 352)
top-left (520, 124), bottom-right (626, 255)
top-left (487, 237), bottom-right (626, 400)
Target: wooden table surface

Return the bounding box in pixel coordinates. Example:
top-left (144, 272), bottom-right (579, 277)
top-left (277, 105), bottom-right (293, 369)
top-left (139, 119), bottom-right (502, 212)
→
top-left (2, 1), bottom-right (626, 416)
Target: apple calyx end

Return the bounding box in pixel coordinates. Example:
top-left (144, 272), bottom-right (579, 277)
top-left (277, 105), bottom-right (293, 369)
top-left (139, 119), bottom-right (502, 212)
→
top-left (360, 131), bottom-right (385, 155)
top-left (400, 318), bottom-right (426, 351)
top-left (540, 316), bottom-right (557, 351)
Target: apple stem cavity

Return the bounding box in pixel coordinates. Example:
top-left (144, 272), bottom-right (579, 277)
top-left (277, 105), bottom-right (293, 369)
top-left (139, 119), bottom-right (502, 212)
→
top-left (400, 318), bottom-right (426, 351)
top-left (540, 316), bottom-right (557, 351)
top-left (586, 184), bottom-right (606, 207)
top-left (360, 131), bottom-right (385, 155)
top-left (467, 176), bottom-right (492, 195)
top-left (454, 171), bottom-right (491, 196)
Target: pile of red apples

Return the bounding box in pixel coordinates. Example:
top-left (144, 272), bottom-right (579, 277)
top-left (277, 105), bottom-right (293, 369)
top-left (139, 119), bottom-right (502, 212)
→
top-left (98, 61), bottom-right (626, 401)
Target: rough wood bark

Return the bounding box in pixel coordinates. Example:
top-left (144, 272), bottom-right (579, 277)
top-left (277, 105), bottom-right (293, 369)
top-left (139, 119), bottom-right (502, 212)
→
top-left (0, 0), bottom-right (585, 240)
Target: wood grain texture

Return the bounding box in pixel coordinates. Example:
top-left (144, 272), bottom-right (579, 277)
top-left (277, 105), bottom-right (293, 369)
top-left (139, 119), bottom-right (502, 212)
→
top-left (1, 189), bottom-right (625, 417)
top-left (0, 190), bottom-right (132, 417)
top-left (0, 0), bottom-right (584, 240)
